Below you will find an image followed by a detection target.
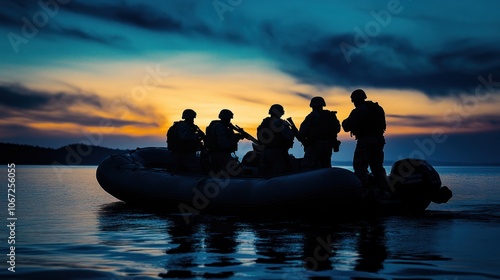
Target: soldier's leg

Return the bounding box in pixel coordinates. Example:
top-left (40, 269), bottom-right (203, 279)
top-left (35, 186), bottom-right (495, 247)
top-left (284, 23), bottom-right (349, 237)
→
top-left (258, 149), bottom-right (271, 176)
top-left (182, 153), bottom-right (201, 173)
top-left (209, 152), bottom-right (224, 172)
top-left (353, 140), bottom-right (370, 186)
top-left (173, 152), bottom-right (186, 172)
top-left (222, 153), bottom-right (242, 177)
top-left (265, 148), bottom-right (285, 175)
top-left (368, 138), bottom-right (388, 191)
top-left (319, 142), bottom-right (333, 168)
top-left (302, 146), bottom-right (319, 170)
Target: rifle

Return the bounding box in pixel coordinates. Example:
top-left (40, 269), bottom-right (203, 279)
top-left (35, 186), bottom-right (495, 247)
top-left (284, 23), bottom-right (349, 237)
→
top-left (187, 124), bottom-right (207, 152)
top-left (286, 117), bottom-right (306, 145)
top-left (229, 124), bottom-right (260, 146)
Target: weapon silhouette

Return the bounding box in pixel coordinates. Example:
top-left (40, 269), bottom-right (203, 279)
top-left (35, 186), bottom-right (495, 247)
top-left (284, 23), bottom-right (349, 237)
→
top-left (286, 117), bottom-right (306, 145)
top-left (229, 124), bottom-right (260, 146)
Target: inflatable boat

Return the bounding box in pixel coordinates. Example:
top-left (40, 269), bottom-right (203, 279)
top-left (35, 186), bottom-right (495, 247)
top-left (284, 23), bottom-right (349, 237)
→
top-left (96, 147), bottom-right (452, 217)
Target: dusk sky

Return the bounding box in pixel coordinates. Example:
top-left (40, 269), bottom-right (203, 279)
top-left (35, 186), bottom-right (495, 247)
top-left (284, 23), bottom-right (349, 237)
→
top-left (1, 0), bottom-right (500, 164)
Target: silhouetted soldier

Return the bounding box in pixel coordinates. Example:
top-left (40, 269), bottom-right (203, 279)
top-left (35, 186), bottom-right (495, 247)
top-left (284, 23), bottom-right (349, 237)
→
top-left (342, 89), bottom-right (387, 190)
top-left (205, 109), bottom-right (244, 175)
top-left (299, 97), bottom-right (341, 169)
top-left (166, 109), bottom-right (205, 173)
top-left (257, 104), bottom-right (294, 176)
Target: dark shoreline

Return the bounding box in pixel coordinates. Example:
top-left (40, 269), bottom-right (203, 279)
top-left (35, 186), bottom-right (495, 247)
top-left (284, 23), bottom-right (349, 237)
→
top-left (0, 143), bottom-right (129, 166)
top-left (2, 142), bottom-right (500, 166)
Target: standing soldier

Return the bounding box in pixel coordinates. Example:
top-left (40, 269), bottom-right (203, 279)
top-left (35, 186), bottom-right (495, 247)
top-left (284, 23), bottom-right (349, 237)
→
top-left (166, 109), bottom-right (205, 173)
top-left (204, 109), bottom-right (244, 175)
top-left (257, 104), bottom-right (294, 176)
top-left (342, 89), bottom-right (387, 190)
top-left (299, 96), bottom-right (341, 169)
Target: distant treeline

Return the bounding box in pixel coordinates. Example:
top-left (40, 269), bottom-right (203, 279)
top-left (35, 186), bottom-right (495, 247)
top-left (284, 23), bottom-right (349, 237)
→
top-left (2, 143), bottom-right (498, 166)
top-left (0, 143), bottom-right (129, 165)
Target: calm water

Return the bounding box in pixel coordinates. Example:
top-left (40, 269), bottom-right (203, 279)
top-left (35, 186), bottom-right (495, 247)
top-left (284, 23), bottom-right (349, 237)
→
top-left (1, 165), bottom-right (500, 279)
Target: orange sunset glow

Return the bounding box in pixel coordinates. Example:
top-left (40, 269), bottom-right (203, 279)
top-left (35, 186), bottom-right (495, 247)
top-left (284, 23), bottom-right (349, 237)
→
top-left (1, 1), bottom-right (499, 164)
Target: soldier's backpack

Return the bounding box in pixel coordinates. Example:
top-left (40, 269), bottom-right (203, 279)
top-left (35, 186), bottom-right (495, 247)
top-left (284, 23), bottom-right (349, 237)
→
top-left (323, 110), bottom-right (341, 139)
top-left (311, 110), bottom-right (340, 141)
top-left (166, 122), bottom-right (181, 151)
top-left (366, 101), bottom-right (386, 134)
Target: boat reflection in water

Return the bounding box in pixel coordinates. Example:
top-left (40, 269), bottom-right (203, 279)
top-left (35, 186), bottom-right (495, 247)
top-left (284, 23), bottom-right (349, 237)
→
top-left (97, 202), bottom-right (391, 278)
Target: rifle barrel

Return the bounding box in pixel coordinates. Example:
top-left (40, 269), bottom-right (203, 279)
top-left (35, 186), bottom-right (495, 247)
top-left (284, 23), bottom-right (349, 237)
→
top-left (231, 124), bottom-right (260, 145)
top-left (286, 117), bottom-right (305, 144)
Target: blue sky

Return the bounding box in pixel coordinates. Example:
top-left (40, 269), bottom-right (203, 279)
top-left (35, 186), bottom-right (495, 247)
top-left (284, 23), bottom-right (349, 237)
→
top-left (1, 0), bottom-right (500, 164)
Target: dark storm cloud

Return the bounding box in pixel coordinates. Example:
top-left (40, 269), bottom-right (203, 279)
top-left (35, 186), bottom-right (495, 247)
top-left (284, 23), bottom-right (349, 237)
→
top-left (273, 33), bottom-right (500, 97)
top-left (293, 92), bottom-right (315, 101)
top-left (3, 1), bottom-right (499, 98)
top-left (0, 0), bottom-right (35, 15)
top-left (387, 113), bottom-right (500, 131)
top-left (62, 1), bottom-right (214, 36)
top-left (0, 10), bottom-right (19, 27)
top-left (63, 1), bottom-right (183, 32)
top-left (61, 1), bottom-right (251, 45)
top-left (387, 114), bottom-right (453, 128)
top-left (0, 83), bottom-right (102, 110)
top-left (0, 83), bottom-right (158, 128)
top-left (23, 111), bottom-right (158, 127)
top-left (1, 0), bottom-right (129, 48)
top-left (231, 95), bottom-right (267, 106)
top-left (50, 25), bottom-right (129, 48)
top-left (388, 114), bottom-right (432, 121)
top-left (0, 123), bottom-right (44, 137)
top-left (456, 114), bottom-right (500, 130)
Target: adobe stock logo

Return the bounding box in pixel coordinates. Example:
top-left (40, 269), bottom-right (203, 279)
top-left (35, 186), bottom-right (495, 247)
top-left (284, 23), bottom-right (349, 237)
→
top-left (7, 0), bottom-right (71, 54)
top-left (213, 0), bottom-right (244, 22)
top-left (339, 0), bottom-right (410, 63)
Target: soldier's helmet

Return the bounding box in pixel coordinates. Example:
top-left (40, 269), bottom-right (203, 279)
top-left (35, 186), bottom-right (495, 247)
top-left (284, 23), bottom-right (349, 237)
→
top-left (269, 104), bottom-right (285, 117)
top-left (310, 96), bottom-right (326, 107)
top-left (182, 109), bottom-right (196, 119)
top-left (350, 89), bottom-right (367, 102)
top-left (218, 109), bottom-right (234, 119)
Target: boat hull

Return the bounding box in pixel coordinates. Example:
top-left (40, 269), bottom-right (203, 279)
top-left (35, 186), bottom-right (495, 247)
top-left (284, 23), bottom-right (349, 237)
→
top-left (96, 148), bottom-right (452, 216)
top-left (96, 148), bottom-right (363, 215)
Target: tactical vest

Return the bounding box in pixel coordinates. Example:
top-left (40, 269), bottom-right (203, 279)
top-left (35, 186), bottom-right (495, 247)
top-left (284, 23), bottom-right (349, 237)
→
top-left (166, 121), bottom-right (201, 152)
top-left (308, 110), bottom-right (341, 142)
top-left (353, 101), bottom-right (386, 138)
top-left (205, 121), bottom-right (237, 152)
top-left (258, 117), bottom-right (293, 149)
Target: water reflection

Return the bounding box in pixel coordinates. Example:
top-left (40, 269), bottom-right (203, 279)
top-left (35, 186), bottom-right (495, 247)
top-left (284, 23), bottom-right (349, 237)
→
top-left (97, 202), bottom-right (392, 277)
top-left (163, 215), bottom-right (202, 276)
top-left (354, 221), bottom-right (387, 272)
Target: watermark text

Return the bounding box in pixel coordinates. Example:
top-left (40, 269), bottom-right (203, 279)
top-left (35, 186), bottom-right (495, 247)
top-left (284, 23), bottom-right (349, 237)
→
top-left (6, 163), bottom-right (17, 272)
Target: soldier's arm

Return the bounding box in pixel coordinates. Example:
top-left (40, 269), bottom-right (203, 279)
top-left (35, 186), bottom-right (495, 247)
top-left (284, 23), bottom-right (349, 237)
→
top-left (331, 112), bottom-right (341, 134)
top-left (342, 110), bottom-right (356, 132)
top-left (299, 114), bottom-right (313, 138)
top-left (279, 120), bottom-right (295, 142)
top-left (342, 105), bottom-right (368, 132)
top-left (256, 120), bottom-right (266, 143)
